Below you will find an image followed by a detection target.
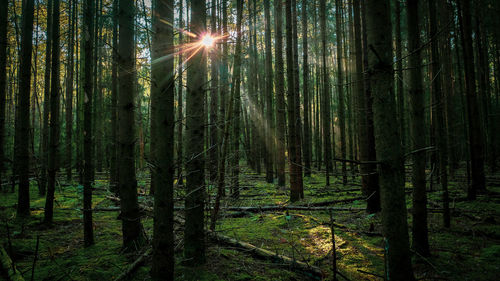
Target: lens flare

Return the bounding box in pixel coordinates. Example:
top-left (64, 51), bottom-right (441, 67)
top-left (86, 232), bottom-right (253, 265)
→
top-left (201, 34), bottom-right (215, 48)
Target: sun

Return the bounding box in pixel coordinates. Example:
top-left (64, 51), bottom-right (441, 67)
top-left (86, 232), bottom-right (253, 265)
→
top-left (200, 34), bottom-right (215, 48)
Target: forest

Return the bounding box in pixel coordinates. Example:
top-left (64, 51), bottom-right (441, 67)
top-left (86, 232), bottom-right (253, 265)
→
top-left (1, 0), bottom-right (500, 280)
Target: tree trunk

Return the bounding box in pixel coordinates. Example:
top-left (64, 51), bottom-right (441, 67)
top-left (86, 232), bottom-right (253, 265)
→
top-left (0, 0), bottom-right (8, 192)
top-left (82, 0), bottom-right (95, 247)
top-left (184, 0), bottom-right (207, 265)
top-left (457, 0), bottom-right (486, 200)
top-left (335, 0), bottom-right (347, 185)
top-left (274, 0), bottom-right (286, 188)
top-left (151, 0), bottom-right (175, 278)
top-left (264, 0), bottom-right (274, 183)
top-left (118, 0), bottom-right (145, 250)
top-left (209, 0), bottom-right (218, 185)
top-left (365, 1), bottom-right (415, 279)
top-left (14, 0), bottom-right (35, 216)
top-left (407, 0), bottom-right (430, 257)
top-left (353, 0), bottom-right (380, 214)
top-left (65, 0), bottom-right (76, 181)
top-left (302, 0), bottom-right (311, 178)
top-left (395, 0), bottom-right (404, 150)
top-left (320, 0), bottom-right (332, 186)
top-left (44, 0), bottom-right (61, 224)
top-left (109, 0), bottom-right (118, 193)
top-left (40, 0), bottom-right (53, 196)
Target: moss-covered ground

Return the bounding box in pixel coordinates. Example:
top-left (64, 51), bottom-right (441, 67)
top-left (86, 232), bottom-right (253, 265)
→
top-left (1, 167), bottom-right (500, 280)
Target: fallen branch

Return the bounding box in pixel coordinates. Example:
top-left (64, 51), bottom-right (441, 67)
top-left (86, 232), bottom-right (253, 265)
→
top-left (222, 206), bottom-right (365, 213)
top-left (0, 246), bottom-right (24, 281)
top-left (113, 248), bottom-right (152, 281)
top-left (209, 231), bottom-right (324, 279)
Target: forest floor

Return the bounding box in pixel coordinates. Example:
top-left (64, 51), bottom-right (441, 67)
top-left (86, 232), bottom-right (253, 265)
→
top-left (1, 166), bottom-right (500, 281)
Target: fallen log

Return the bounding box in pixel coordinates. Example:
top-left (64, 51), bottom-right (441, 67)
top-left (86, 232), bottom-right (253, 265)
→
top-left (0, 246), bottom-right (24, 281)
top-left (208, 232), bottom-right (324, 280)
top-left (113, 248), bottom-right (152, 281)
top-left (222, 206), bottom-right (365, 212)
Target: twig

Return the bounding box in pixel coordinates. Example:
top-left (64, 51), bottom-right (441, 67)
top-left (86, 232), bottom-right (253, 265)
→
top-left (31, 235), bottom-right (40, 281)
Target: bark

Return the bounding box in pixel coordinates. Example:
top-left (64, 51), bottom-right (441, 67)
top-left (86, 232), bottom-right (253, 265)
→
top-left (302, 0), bottom-right (311, 178)
top-left (335, 0), bottom-right (347, 185)
top-left (83, 0), bottom-right (95, 247)
top-left (428, 0), bottom-right (450, 228)
top-left (209, 0), bottom-right (218, 184)
top-left (151, 0), bottom-right (175, 277)
top-left (118, 0), bottom-right (145, 250)
top-left (320, 0), bottom-right (332, 186)
top-left (65, 0), bottom-right (76, 181)
top-left (353, 0), bottom-right (380, 214)
top-left (395, 0), bottom-right (404, 149)
top-left (365, 1), bottom-right (415, 279)
top-left (43, 0), bottom-right (61, 224)
top-left (275, 0), bottom-right (286, 188)
top-left (40, 0), bottom-right (53, 196)
top-left (184, 0), bottom-right (207, 265)
top-left (176, 0), bottom-right (184, 185)
top-left (0, 0), bottom-right (8, 192)
top-left (14, 0), bottom-right (35, 216)
top-left (109, 0), bottom-right (118, 193)
top-left (230, 0), bottom-right (243, 198)
top-left (264, 0), bottom-right (274, 183)
top-left (407, 0), bottom-right (429, 257)
top-left (458, 0), bottom-right (486, 199)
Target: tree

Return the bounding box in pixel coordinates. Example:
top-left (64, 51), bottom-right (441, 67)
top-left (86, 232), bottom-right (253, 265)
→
top-left (209, 0), bottom-right (218, 184)
top-left (365, 1), bottom-right (415, 279)
top-left (353, 0), bottom-right (380, 213)
top-left (0, 0), bottom-right (8, 192)
top-left (184, 0), bottom-right (207, 265)
top-left (264, 0), bottom-right (274, 183)
top-left (109, 0), bottom-right (118, 193)
top-left (83, 0), bottom-right (95, 247)
top-left (320, 0), bottom-right (332, 186)
top-left (335, 0), bottom-right (347, 185)
top-left (428, 0), bottom-right (450, 228)
top-left (65, 0), bottom-right (76, 181)
top-left (44, 0), bottom-right (61, 225)
top-left (407, 0), bottom-right (429, 257)
top-left (301, 0), bottom-right (311, 178)
top-left (458, 0), bottom-right (486, 200)
top-left (286, 0), bottom-right (303, 202)
top-left (230, 0), bottom-right (243, 198)
top-left (275, 0), bottom-right (286, 188)
top-left (151, 0), bottom-right (175, 277)
top-left (118, 0), bottom-right (145, 250)
top-left (14, 0), bottom-right (35, 216)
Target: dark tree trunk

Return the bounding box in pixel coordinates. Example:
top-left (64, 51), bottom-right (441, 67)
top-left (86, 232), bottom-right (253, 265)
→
top-left (264, 0), bottom-right (274, 183)
top-left (275, 0), bottom-right (286, 188)
top-left (407, 0), bottom-right (430, 257)
top-left (335, 0), bottom-right (347, 185)
top-left (65, 0), bottom-right (76, 181)
top-left (365, 1), bottom-right (415, 279)
top-left (14, 0), bottom-right (35, 216)
top-left (82, 0), bottom-right (95, 247)
top-left (151, 0), bottom-right (175, 278)
top-left (184, 0), bottom-right (207, 265)
top-left (109, 0), bottom-right (118, 193)
top-left (302, 0), bottom-right (311, 178)
top-left (320, 0), bottom-right (332, 186)
top-left (118, 0), bottom-right (145, 250)
top-left (0, 0), bottom-right (8, 192)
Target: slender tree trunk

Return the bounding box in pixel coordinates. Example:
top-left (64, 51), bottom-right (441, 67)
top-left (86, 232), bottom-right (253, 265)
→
top-left (184, 0), bottom-right (207, 265)
top-left (407, 0), bottom-right (430, 256)
top-left (118, 0), bottom-right (145, 250)
top-left (458, 0), bottom-right (486, 200)
top-left (65, 0), bottom-right (76, 181)
top-left (209, 0), bottom-right (218, 184)
top-left (14, 0), bottom-right (35, 216)
top-left (275, 0), bottom-right (286, 188)
top-left (335, 0), bottom-right (347, 185)
top-left (353, 0), bottom-right (380, 213)
top-left (365, 1), bottom-right (415, 279)
top-left (82, 0), bottom-right (94, 247)
top-left (302, 0), bottom-right (311, 178)
top-left (230, 0), bottom-right (243, 198)
top-left (151, 0), bottom-right (175, 277)
top-left (320, 0), bottom-right (332, 186)
top-left (395, 0), bottom-right (404, 150)
top-left (264, 0), bottom-right (274, 183)
top-left (0, 0), bottom-right (8, 192)
top-left (44, 0), bottom-right (61, 224)
top-left (176, 0), bottom-right (184, 185)
top-left (109, 0), bottom-right (118, 193)
top-left (428, 0), bottom-right (450, 228)
top-left (40, 0), bottom-right (53, 196)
